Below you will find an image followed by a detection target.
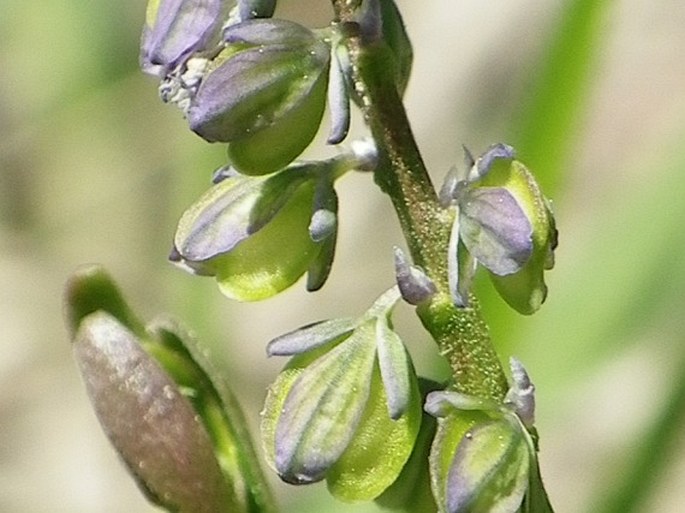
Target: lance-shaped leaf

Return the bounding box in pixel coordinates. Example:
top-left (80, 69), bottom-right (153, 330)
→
top-left (65, 264), bottom-right (145, 337)
top-left (73, 312), bottom-right (239, 513)
top-left (141, 0), bottom-right (227, 76)
top-left (379, 0), bottom-right (413, 96)
top-left (271, 320), bottom-right (378, 484)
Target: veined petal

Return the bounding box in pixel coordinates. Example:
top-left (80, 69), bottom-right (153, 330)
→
top-left (326, 362), bottom-right (422, 501)
top-left (446, 419), bottom-right (529, 513)
top-left (459, 187), bottom-right (533, 276)
top-left (188, 40), bottom-right (329, 143)
top-left (266, 318), bottom-right (356, 357)
top-left (174, 168), bottom-right (310, 262)
top-left (223, 18), bottom-right (316, 47)
top-left (273, 321), bottom-right (378, 484)
top-left (376, 315), bottom-right (412, 420)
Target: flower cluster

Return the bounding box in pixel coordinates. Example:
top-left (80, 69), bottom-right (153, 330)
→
top-left (121, 2), bottom-right (562, 513)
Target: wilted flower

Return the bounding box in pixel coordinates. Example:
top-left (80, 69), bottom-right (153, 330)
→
top-left (140, 0), bottom-right (229, 77)
top-left (443, 144), bottom-right (557, 315)
top-left (261, 287), bottom-right (422, 501)
top-left (65, 265), bottom-right (274, 513)
top-left (171, 159), bottom-right (344, 300)
top-left (424, 359), bottom-right (543, 513)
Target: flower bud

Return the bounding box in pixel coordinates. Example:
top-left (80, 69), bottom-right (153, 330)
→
top-left (187, 19), bottom-right (331, 175)
top-left (394, 246), bottom-right (437, 305)
top-left (306, 175), bottom-right (339, 291)
top-left (261, 288), bottom-right (422, 501)
top-left (425, 392), bottom-right (530, 513)
top-left (375, 379), bottom-right (442, 512)
top-left (140, 0), bottom-right (228, 77)
top-left (65, 266), bottom-right (274, 513)
top-left (171, 162), bottom-right (338, 300)
top-left (447, 144), bottom-right (557, 314)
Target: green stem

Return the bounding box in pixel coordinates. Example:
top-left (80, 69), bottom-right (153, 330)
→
top-left (332, 2), bottom-right (507, 400)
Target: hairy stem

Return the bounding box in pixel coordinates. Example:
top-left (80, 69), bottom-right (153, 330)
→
top-left (332, 1), bottom-right (507, 400)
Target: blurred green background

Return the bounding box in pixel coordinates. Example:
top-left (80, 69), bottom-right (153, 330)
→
top-left (2, 0), bottom-right (685, 512)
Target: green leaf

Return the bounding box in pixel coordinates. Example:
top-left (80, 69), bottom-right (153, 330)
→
top-left (64, 264), bottom-right (145, 337)
top-left (380, 0), bottom-right (413, 96)
top-left (522, 455), bottom-right (555, 513)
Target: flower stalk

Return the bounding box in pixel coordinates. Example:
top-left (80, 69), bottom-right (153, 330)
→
top-left (331, 0), bottom-right (507, 400)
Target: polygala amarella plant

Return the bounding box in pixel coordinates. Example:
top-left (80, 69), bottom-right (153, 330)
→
top-left (66, 1), bottom-right (558, 512)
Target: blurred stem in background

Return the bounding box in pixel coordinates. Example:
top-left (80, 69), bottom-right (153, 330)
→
top-left (596, 344), bottom-right (685, 513)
